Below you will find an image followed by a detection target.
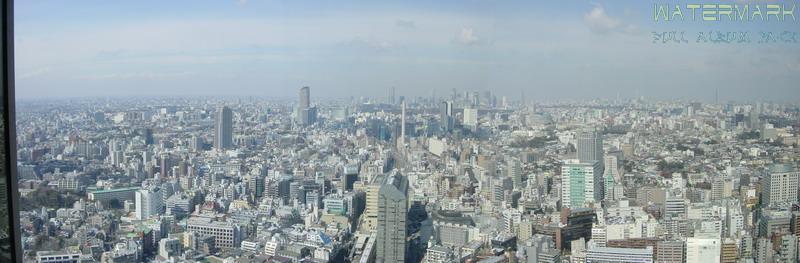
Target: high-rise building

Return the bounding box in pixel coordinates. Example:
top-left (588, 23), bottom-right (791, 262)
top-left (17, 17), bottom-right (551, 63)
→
top-left (507, 158), bottom-right (523, 190)
top-left (214, 106), bottom-right (233, 150)
top-left (297, 86), bottom-right (316, 126)
top-left (186, 136), bottom-right (200, 152)
top-left (354, 176), bottom-right (383, 231)
top-left (398, 101), bottom-right (407, 147)
top-left (561, 159), bottom-right (603, 208)
top-left (299, 86), bottom-right (310, 110)
top-left (301, 106), bottom-right (317, 126)
top-left (603, 155), bottom-right (619, 193)
top-left (577, 129), bottom-right (603, 165)
top-left (463, 107), bottom-right (478, 129)
top-left (159, 153), bottom-right (171, 178)
top-left (135, 188), bottom-right (163, 220)
top-left (576, 129), bottom-right (604, 200)
top-left (440, 101), bottom-right (453, 133)
top-left (376, 173), bottom-right (409, 263)
top-left (761, 164), bottom-right (798, 208)
top-left (143, 128), bottom-right (154, 145)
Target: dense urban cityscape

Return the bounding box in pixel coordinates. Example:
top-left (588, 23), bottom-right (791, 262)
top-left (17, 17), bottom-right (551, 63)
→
top-left (12, 87), bottom-right (800, 263)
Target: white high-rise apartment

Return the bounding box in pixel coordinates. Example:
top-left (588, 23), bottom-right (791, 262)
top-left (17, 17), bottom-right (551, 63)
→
top-left (561, 159), bottom-right (603, 208)
top-left (762, 164), bottom-right (798, 207)
top-left (135, 188), bottom-right (163, 220)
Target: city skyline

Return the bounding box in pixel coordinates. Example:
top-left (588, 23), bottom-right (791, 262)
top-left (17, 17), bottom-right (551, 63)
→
top-left (7, 1), bottom-right (800, 263)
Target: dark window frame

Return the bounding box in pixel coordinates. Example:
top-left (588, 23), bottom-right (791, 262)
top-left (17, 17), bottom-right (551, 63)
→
top-left (2, 0), bottom-right (22, 262)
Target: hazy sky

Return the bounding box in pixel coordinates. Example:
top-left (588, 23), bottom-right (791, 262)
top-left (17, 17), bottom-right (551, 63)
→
top-left (15, 0), bottom-right (800, 101)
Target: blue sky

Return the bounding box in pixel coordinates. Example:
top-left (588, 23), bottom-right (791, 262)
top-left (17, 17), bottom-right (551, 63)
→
top-left (14, 0), bottom-right (800, 101)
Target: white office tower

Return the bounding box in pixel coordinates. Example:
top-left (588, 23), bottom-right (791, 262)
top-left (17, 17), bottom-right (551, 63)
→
top-left (560, 159), bottom-right (603, 208)
top-left (463, 107), bottom-right (478, 129)
top-left (686, 237), bottom-right (720, 263)
top-left (761, 164), bottom-right (798, 208)
top-left (135, 188), bottom-right (163, 220)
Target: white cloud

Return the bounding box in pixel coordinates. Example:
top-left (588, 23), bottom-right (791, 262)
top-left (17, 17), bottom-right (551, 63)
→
top-left (584, 5), bottom-right (621, 34)
top-left (455, 28), bottom-right (481, 45)
top-left (583, 5), bottom-right (642, 36)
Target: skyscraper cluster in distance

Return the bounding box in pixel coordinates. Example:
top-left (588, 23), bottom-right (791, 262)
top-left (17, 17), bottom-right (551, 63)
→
top-left (12, 90), bottom-right (800, 263)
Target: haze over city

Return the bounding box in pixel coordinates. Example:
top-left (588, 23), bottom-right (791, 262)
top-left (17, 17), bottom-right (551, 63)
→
top-left (15, 0), bottom-right (800, 101)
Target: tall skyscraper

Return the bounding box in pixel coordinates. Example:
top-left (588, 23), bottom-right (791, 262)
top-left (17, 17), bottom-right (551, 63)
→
top-left (297, 86), bottom-right (316, 126)
top-left (577, 129), bottom-right (603, 164)
top-left (398, 101), bottom-right (406, 147)
top-left (762, 164), bottom-right (799, 208)
top-left (214, 106), bottom-right (233, 150)
top-left (561, 159), bottom-right (603, 208)
top-left (299, 86), bottom-right (310, 110)
top-left (377, 173), bottom-right (409, 263)
top-left (159, 153), bottom-right (171, 178)
top-left (143, 128), bottom-right (154, 145)
top-left (440, 101), bottom-right (453, 133)
top-left (391, 86), bottom-right (396, 105)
